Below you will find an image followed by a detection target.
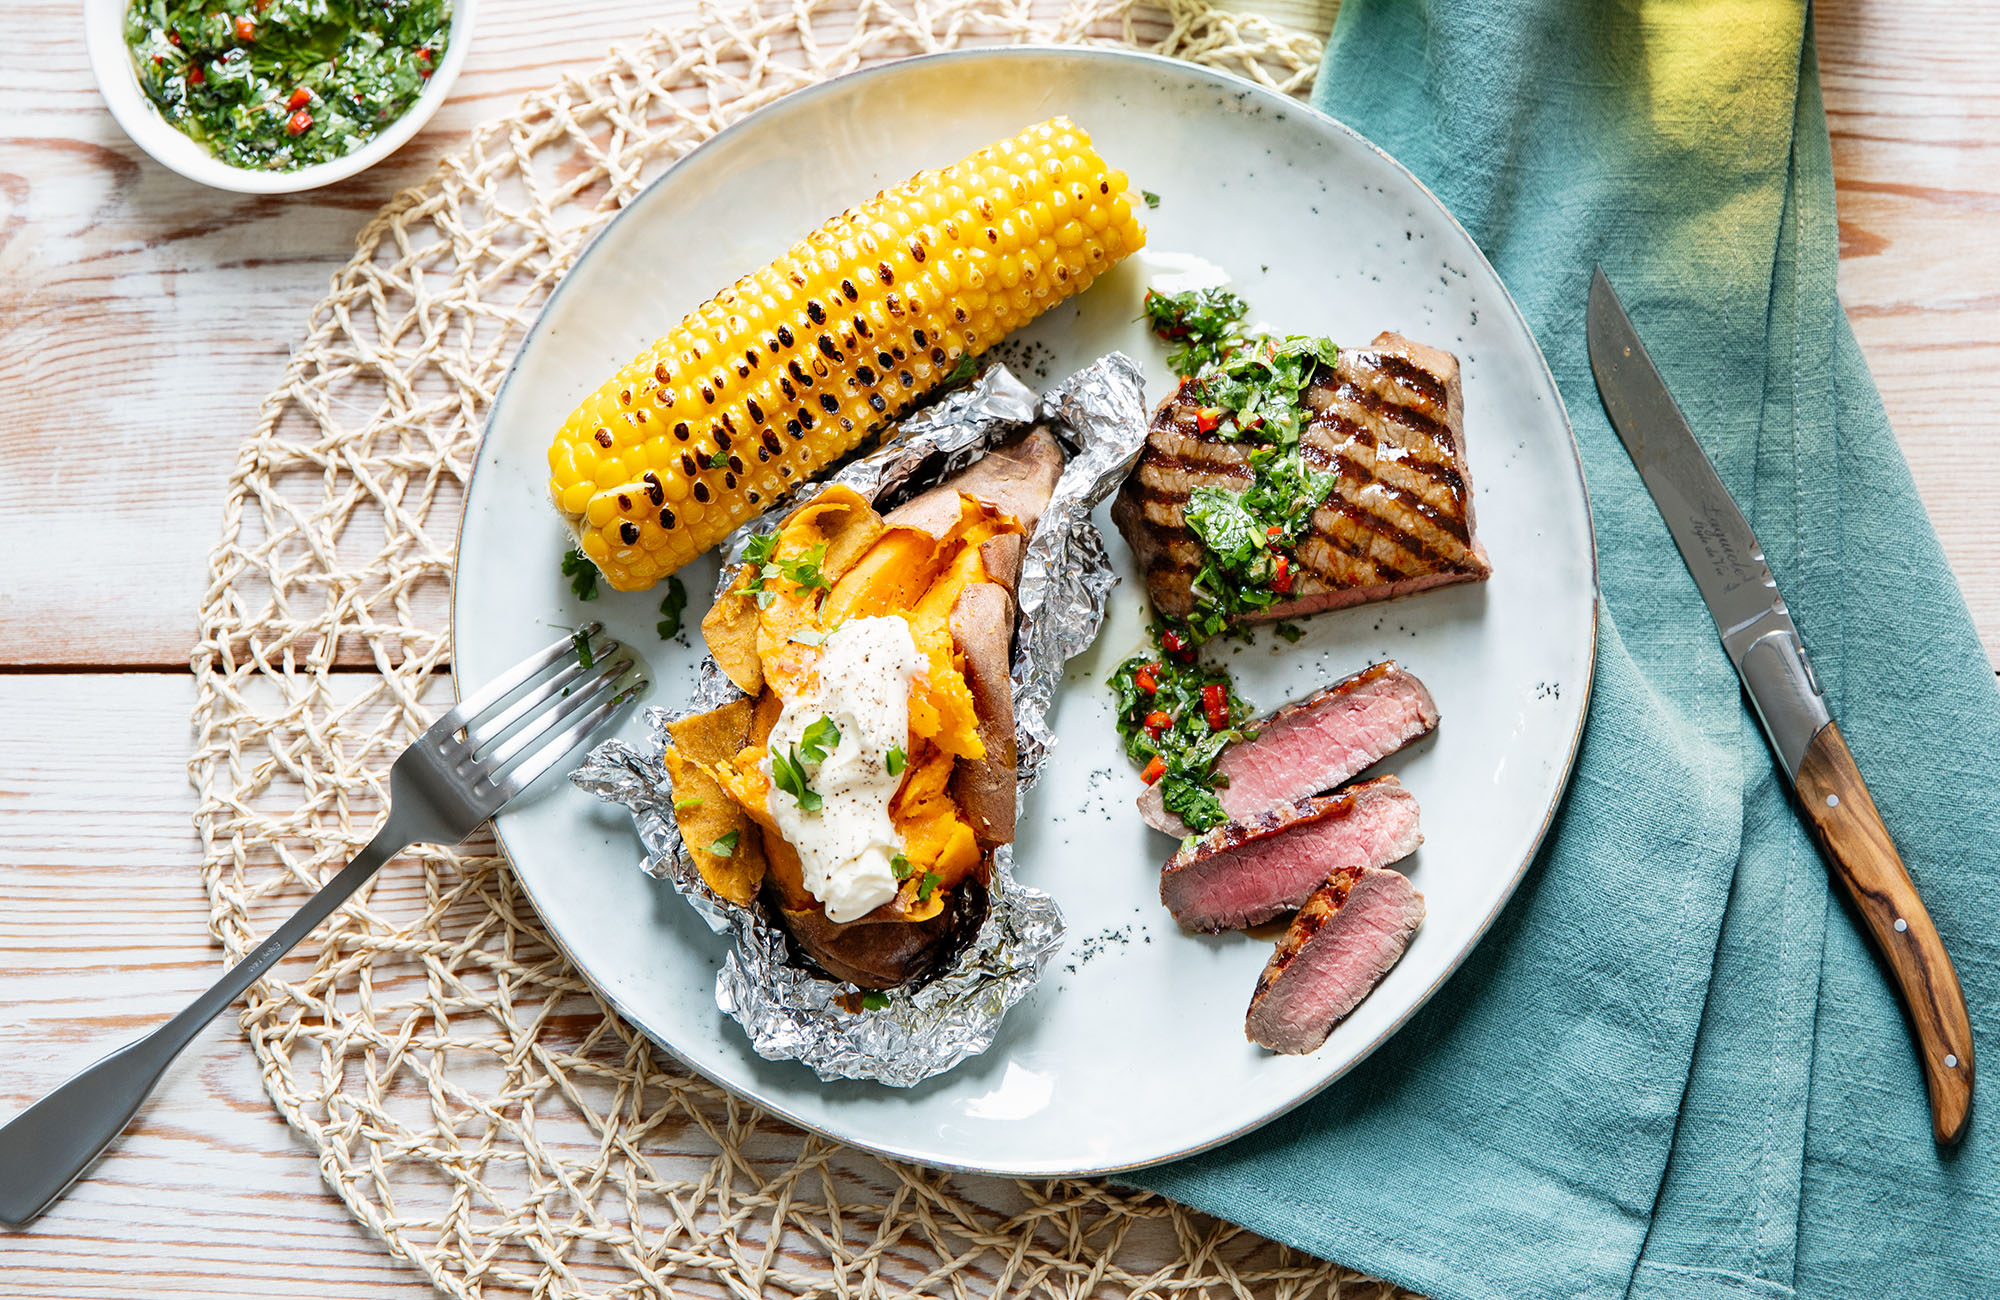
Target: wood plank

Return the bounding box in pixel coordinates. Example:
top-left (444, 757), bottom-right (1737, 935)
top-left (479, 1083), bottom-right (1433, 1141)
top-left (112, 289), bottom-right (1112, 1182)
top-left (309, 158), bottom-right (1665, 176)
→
top-left (1819, 0), bottom-right (2000, 658)
top-left (0, 674), bottom-right (439, 1298)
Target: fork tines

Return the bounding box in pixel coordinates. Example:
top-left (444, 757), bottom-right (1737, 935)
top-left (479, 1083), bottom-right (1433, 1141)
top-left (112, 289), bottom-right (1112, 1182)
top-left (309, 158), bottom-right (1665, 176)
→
top-left (436, 625), bottom-right (647, 801)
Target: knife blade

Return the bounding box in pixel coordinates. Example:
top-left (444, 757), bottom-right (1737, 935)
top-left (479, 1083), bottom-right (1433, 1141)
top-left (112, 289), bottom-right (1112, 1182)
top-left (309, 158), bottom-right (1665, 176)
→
top-left (1587, 265), bottom-right (1975, 1146)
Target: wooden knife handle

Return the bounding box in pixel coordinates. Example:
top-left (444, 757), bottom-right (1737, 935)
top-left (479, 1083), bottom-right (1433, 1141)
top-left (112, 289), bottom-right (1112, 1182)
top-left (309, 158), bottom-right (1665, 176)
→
top-left (1795, 720), bottom-right (1975, 1145)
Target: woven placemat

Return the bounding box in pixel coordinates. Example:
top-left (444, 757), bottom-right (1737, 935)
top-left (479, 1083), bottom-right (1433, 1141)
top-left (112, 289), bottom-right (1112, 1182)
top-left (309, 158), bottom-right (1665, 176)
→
top-left (189, 1), bottom-right (1419, 1295)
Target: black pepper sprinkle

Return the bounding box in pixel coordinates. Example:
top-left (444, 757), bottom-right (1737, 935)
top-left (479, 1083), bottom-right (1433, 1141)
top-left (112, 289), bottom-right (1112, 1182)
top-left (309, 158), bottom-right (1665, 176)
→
top-left (693, 481), bottom-right (711, 502)
top-left (674, 421), bottom-right (690, 440)
top-left (659, 508), bottom-right (676, 529)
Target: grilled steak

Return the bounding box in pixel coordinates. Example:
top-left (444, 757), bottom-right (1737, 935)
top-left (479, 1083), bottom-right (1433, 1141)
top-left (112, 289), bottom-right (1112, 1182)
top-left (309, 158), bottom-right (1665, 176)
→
top-left (1161, 776), bottom-right (1421, 932)
top-left (1246, 865), bottom-right (1425, 1054)
top-left (1113, 331), bottom-right (1490, 622)
top-left (1138, 660), bottom-right (1438, 836)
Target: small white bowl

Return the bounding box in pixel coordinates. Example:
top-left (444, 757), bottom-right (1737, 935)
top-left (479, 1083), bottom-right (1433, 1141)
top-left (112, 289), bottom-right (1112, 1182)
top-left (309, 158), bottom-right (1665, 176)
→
top-left (84, 0), bottom-right (476, 194)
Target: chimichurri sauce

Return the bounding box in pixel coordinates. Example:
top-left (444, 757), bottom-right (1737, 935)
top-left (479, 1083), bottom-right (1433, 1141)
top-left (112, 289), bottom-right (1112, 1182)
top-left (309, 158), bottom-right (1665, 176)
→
top-left (125, 0), bottom-right (451, 172)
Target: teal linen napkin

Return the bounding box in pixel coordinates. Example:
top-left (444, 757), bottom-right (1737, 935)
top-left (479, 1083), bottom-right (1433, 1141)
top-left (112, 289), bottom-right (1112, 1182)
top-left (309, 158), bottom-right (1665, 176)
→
top-left (1137, 5), bottom-right (1999, 1297)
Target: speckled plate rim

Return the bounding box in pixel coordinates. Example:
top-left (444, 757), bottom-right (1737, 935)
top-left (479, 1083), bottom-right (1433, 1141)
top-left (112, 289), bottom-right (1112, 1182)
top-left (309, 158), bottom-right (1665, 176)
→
top-left (450, 44), bottom-right (1599, 1178)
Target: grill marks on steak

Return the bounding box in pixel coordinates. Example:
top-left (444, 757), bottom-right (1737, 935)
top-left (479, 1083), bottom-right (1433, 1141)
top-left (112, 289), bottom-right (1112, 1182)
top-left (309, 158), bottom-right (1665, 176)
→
top-left (1113, 331), bottom-right (1491, 622)
top-left (1161, 777), bottom-right (1421, 932)
top-left (1245, 865), bottom-right (1426, 1054)
top-left (1137, 660), bottom-right (1439, 836)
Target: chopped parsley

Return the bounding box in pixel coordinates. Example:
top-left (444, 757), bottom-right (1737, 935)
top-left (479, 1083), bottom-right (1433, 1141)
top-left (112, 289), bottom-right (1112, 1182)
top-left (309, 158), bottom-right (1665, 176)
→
top-left (1108, 650), bottom-right (1254, 832)
top-left (571, 627), bottom-right (595, 669)
top-left (916, 872), bottom-right (942, 904)
top-left (1141, 284), bottom-right (1342, 648)
top-left (1142, 286), bottom-right (1250, 378)
top-left (561, 548), bottom-right (600, 601)
top-left (706, 830), bottom-right (739, 857)
top-left (859, 991), bottom-right (891, 1011)
top-left (885, 746), bottom-right (907, 776)
top-left (890, 852), bottom-right (913, 880)
top-left (798, 717), bottom-right (841, 764)
top-left (944, 353), bottom-right (979, 385)
top-left (1141, 189), bottom-right (1161, 208)
top-left (740, 533), bottom-right (833, 609)
top-left (124, 0), bottom-right (451, 173)
top-left (673, 796), bottom-right (704, 813)
top-left (705, 450), bottom-right (731, 469)
top-left (768, 743), bottom-right (822, 813)
top-left (655, 576), bottom-right (688, 639)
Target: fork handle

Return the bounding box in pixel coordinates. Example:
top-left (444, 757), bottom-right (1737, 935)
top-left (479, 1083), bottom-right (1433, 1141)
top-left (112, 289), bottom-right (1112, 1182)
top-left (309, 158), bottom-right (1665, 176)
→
top-left (0, 829), bottom-right (404, 1229)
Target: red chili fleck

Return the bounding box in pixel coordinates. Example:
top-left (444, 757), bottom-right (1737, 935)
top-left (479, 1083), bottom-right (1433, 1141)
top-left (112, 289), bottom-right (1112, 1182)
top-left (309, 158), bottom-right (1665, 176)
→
top-left (417, 46), bottom-right (432, 62)
top-left (1160, 628), bottom-right (1189, 657)
top-left (151, 54), bottom-right (163, 65)
top-left (1144, 710), bottom-right (1173, 730)
top-left (287, 108), bottom-right (313, 136)
top-left (419, 66), bottom-right (432, 80)
top-left (1271, 555), bottom-right (1294, 594)
top-left (1202, 683), bottom-right (1229, 731)
top-left (166, 29), bottom-right (182, 46)
top-left (286, 86), bottom-right (311, 111)
top-left (1265, 524), bottom-right (1283, 539)
top-left (235, 16), bottom-right (256, 40)
top-left (187, 63), bottom-right (205, 84)
top-left (1134, 664), bottom-right (1159, 694)
top-left (1194, 406), bottom-right (1223, 433)
top-left (1141, 756), bottom-right (1166, 785)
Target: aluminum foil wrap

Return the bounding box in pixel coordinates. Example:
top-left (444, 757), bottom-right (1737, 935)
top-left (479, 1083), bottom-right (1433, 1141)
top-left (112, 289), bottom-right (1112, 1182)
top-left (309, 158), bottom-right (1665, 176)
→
top-left (572, 355), bottom-right (1150, 1085)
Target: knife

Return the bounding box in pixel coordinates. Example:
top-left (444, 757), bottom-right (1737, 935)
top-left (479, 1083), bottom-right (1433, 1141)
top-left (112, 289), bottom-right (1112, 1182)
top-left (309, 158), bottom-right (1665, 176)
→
top-left (1587, 266), bottom-right (1975, 1146)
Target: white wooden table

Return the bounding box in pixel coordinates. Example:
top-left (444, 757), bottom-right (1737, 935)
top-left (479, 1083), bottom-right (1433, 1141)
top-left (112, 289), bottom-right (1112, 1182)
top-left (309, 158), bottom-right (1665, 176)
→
top-left (3, 1), bottom-right (1996, 1294)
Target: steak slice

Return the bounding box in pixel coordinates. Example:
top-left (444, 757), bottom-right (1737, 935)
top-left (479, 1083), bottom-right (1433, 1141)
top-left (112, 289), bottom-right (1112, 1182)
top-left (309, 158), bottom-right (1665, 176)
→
top-left (1138, 660), bottom-right (1438, 836)
top-left (1246, 865), bottom-right (1425, 1054)
top-left (1113, 331), bottom-right (1490, 623)
top-left (1161, 776), bottom-right (1421, 932)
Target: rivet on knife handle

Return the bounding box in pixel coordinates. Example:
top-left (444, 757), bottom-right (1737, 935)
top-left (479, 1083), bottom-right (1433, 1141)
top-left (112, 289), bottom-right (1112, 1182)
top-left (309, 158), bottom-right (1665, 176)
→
top-left (1793, 720), bottom-right (1976, 1146)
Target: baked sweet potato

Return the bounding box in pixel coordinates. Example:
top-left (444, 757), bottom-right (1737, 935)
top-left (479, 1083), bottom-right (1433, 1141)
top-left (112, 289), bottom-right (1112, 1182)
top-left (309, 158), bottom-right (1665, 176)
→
top-left (665, 437), bottom-right (1064, 992)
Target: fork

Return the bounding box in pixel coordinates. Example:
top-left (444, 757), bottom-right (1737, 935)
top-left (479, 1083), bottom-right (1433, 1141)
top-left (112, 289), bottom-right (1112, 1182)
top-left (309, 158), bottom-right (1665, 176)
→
top-left (0, 626), bottom-right (644, 1229)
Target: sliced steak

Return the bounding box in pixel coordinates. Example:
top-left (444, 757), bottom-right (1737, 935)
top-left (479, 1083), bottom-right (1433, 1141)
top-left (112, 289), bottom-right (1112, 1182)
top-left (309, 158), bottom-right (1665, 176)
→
top-left (1138, 660), bottom-right (1438, 836)
top-left (1246, 865), bottom-right (1425, 1054)
top-left (1161, 777), bottom-right (1421, 932)
top-left (1113, 331), bottom-right (1490, 623)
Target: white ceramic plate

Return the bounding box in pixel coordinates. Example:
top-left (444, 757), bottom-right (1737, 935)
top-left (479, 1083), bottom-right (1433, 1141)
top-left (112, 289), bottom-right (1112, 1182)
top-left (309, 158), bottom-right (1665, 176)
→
top-left (452, 47), bottom-right (1596, 1177)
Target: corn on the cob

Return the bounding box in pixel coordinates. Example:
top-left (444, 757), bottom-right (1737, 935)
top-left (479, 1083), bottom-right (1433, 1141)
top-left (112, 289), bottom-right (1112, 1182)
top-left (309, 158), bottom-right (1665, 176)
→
top-left (546, 116), bottom-right (1146, 592)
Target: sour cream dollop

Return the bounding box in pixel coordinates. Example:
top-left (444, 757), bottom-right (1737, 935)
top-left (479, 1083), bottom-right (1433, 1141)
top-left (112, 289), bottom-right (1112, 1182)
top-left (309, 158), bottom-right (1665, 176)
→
top-left (764, 615), bottom-right (924, 922)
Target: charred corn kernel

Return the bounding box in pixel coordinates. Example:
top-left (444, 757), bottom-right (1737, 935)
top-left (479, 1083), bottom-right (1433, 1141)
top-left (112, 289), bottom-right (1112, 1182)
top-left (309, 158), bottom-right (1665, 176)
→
top-left (547, 116), bottom-right (1146, 592)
